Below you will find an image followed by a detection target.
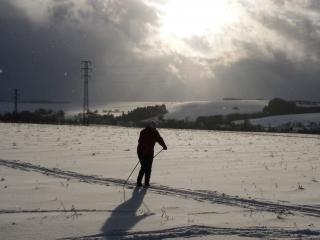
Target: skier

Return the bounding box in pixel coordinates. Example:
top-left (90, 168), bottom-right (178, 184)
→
top-left (137, 121), bottom-right (167, 187)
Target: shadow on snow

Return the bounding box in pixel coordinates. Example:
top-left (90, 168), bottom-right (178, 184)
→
top-left (101, 187), bottom-right (151, 236)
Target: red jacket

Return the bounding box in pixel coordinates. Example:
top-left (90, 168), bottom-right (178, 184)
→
top-left (137, 127), bottom-right (166, 156)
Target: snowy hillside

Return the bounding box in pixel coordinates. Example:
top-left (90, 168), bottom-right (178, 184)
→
top-left (163, 100), bottom-right (268, 121)
top-left (234, 113), bottom-right (320, 131)
top-left (250, 113), bottom-right (320, 128)
top-left (1, 123), bottom-right (320, 239)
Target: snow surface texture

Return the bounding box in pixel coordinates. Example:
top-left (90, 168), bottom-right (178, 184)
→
top-left (0, 123), bottom-right (320, 239)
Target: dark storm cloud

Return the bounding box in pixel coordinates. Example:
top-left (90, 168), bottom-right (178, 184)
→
top-left (201, 0), bottom-right (320, 101)
top-left (48, 1), bottom-right (75, 24)
top-left (209, 52), bottom-right (320, 100)
top-left (246, 3), bottom-right (320, 58)
top-left (0, 0), bottom-right (185, 102)
top-left (1, 0), bottom-right (320, 102)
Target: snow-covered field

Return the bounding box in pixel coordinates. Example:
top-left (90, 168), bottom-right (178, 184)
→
top-left (233, 113), bottom-right (320, 131)
top-left (1, 123), bottom-right (320, 239)
top-left (249, 113), bottom-right (320, 128)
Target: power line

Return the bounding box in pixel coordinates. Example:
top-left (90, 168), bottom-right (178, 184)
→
top-left (81, 60), bottom-right (92, 125)
top-left (13, 88), bottom-right (20, 114)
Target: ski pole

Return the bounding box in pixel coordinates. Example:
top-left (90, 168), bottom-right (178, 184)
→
top-left (123, 149), bottom-right (164, 187)
top-left (123, 162), bottom-right (139, 187)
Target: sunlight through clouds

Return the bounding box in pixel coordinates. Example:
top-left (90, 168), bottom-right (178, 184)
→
top-left (159, 0), bottom-right (241, 38)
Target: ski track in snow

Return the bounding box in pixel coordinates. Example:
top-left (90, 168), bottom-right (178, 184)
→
top-left (1, 159), bottom-right (320, 218)
top-left (60, 225), bottom-right (320, 240)
top-left (0, 209), bottom-right (113, 214)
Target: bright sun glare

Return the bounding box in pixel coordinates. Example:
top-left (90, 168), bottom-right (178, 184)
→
top-left (160, 0), bottom-right (239, 38)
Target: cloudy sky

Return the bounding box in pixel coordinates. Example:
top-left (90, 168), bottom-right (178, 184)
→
top-left (1, 0), bottom-right (320, 102)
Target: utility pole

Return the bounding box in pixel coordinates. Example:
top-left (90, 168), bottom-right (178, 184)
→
top-left (81, 60), bottom-right (91, 125)
top-left (13, 88), bottom-right (19, 114)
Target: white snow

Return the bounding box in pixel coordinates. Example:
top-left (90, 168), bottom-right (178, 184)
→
top-left (234, 113), bottom-right (320, 130)
top-left (163, 100), bottom-right (268, 121)
top-left (0, 123), bottom-right (320, 239)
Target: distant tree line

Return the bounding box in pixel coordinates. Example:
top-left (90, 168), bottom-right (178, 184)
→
top-left (0, 109), bottom-right (65, 124)
top-left (1, 99), bottom-right (320, 134)
top-left (263, 98), bottom-right (320, 115)
top-left (0, 104), bottom-right (168, 126)
top-left (119, 105), bottom-right (167, 122)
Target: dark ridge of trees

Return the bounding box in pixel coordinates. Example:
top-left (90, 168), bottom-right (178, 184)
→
top-left (0, 105), bottom-right (168, 126)
top-left (263, 98), bottom-right (297, 115)
top-left (118, 104), bottom-right (167, 122)
top-left (0, 109), bottom-right (65, 124)
top-left (263, 98), bottom-right (320, 115)
top-left (71, 111), bottom-right (116, 125)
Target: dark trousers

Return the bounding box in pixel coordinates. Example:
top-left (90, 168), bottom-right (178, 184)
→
top-left (137, 152), bottom-right (154, 185)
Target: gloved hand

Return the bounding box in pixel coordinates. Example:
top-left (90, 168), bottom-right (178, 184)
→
top-left (163, 146), bottom-right (168, 150)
